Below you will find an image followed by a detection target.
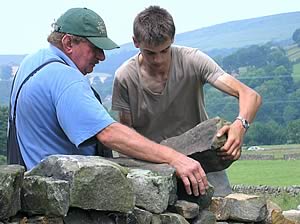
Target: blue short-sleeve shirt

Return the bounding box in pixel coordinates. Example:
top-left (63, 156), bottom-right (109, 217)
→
top-left (10, 45), bottom-right (115, 170)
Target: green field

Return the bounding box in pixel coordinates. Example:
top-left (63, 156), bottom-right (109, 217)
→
top-left (227, 155), bottom-right (300, 210)
top-left (287, 44), bottom-right (300, 62)
top-left (227, 160), bottom-right (300, 186)
top-left (293, 63), bottom-right (300, 82)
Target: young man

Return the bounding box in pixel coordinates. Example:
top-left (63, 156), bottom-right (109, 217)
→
top-left (112, 6), bottom-right (262, 196)
top-left (8, 7), bottom-right (207, 197)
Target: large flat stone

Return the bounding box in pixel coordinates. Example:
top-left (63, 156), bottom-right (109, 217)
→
top-left (26, 155), bottom-right (135, 213)
top-left (160, 117), bottom-right (234, 173)
top-left (0, 165), bottom-right (25, 220)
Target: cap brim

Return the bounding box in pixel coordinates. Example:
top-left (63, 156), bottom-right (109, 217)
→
top-left (87, 37), bottom-right (119, 50)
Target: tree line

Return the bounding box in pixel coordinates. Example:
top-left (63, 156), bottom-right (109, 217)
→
top-left (205, 38), bottom-right (300, 146)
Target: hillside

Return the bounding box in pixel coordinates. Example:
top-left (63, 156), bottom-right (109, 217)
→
top-left (286, 44), bottom-right (300, 62)
top-left (96, 11), bottom-right (300, 75)
top-left (175, 11), bottom-right (300, 51)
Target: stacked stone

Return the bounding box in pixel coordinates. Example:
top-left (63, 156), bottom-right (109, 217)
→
top-left (1, 117), bottom-right (299, 223)
top-left (2, 156), bottom-right (300, 223)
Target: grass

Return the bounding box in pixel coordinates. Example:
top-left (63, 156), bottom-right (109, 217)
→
top-left (227, 160), bottom-right (300, 186)
top-left (287, 44), bottom-right (300, 62)
top-left (267, 193), bottom-right (300, 211)
top-left (293, 63), bottom-right (300, 82)
top-left (228, 145), bottom-right (300, 210)
top-left (242, 144), bottom-right (300, 159)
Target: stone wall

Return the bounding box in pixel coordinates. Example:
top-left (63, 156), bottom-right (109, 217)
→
top-left (1, 155), bottom-right (300, 224)
top-left (232, 184), bottom-right (300, 197)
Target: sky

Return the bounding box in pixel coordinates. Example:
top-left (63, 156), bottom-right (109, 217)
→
top-left (1, 0), bottom-right (299, 55)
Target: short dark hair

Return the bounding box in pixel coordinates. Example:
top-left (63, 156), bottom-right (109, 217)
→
top-left (133, 5), bottom-right (175, 46)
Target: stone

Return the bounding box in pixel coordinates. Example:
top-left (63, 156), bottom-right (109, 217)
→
top-left (168, 200), bottom-right (199, 219)
top-left (265, 199), bottom-right (282, 224)
top-left (160, 212), bottom-right (189, 224)
top-left (21, 176), bottom-right (70, 216)
top-left (283, 210), bottom-right (300, 223)
top-left (210, 193), bottom-right (268, 222)
top-left (63, 207), bottom-right (114, 224)
top-left (225, 193), bottom-right (267, 222)
top-left (160, 117), bottom-right (233, 173)
top-left (133, 207), bottom-right (153, 224)
top-left (108, 157), bottom-right (177, 206)
top-left (191, 209), bottom-right (216, 224)
top-left (127, 168), bottom-right (176, 214)
top-left (0, 165), bottom-right (25, 220)
top-left (26, 155), bottom-right (135, 212)
top-left (209, 196), bottom-right (231, 221)
top-left (207, 170), bottom-right (232, 197)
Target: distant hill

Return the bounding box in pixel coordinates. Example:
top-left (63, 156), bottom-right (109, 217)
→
top-left (1, 11), bottom-right (300, 71)
top-left (175, 11), bottom-right (300, 51)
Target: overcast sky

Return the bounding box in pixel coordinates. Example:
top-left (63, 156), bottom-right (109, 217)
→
top-left (1, 0), bottom-right (299, 54)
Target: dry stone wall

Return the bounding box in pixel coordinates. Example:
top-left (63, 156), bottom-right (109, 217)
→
top-left (1, 156), bottom-right (300, 224)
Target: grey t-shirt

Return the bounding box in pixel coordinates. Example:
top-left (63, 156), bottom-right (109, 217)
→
top-left (112, 45), bottom-right (225, 143)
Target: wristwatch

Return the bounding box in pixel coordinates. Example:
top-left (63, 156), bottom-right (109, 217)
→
top-left (236, 116), bottom-right (250, 131)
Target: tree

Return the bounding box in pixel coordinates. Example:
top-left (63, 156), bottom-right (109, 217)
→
top-left (0, 106), bottom-right (8, 156)
top-left (292, 28), bottom-right (300, 45)
top-left (286, 119), bottom-right (300, 144)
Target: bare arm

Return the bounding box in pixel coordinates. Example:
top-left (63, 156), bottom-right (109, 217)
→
top-left (96, 122), bottom-right (208, 196)
top-left (212, 73), bottom-right (262, 160)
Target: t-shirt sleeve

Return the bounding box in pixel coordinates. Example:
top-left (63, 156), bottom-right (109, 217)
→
top-left (56, 80), bottom-right (115, 147)
top-left (187, 48), bottom-right (226, 84)
top-left (111, 70), bottom-right (131, 112)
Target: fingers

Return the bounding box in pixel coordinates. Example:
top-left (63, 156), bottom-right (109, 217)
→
top-left (171, 154), bottom-right (208, 196)
top-left (217, 123), bottom-right (244, 160)
top-left (180, 164), bottom-right (208, 196)
top-left (217, 125), bottom-right (230, 137)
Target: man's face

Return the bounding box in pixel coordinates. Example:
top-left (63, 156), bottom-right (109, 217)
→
top-left (70, 39), bottom-right (105, 75)
top-left (136, 38), bottom-right (173, 71)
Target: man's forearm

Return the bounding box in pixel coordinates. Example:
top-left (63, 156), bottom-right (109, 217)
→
top-left (96, 122), bottom-right (176, 163)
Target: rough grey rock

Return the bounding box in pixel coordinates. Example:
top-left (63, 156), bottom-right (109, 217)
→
top-left (207, 170), bottom-right (232, 197)
top-left (0, 165), bottom-right (25, 220)
top-left (283, 210), bottom-right (300, 222)
top-left (160, 117), bottom-right (233, 173)
top-left (63, 207), bottom-right (114, 224)
top-left (191, 209), bottom-right (216, 224)
top-left (168, 200), bottom-right (199, 219)
top-left (210, 193), bottom-right (268, 222)
top-left (160, 212), bottom-right (189, 224)
top-left (127, 168), bottom-right (175, 214)
top-left (108, 157), bottom-right (177, 205)
top-left (21, 176), bottom-right (70, 216)
top-left (133, 207), bottom-right (153, 224)
top-left (10, 215), bottom-right (64, 224)
top-left (26, 155), bottom-right (135, 212)
top-left (226, 193), bottom-right (267, 222)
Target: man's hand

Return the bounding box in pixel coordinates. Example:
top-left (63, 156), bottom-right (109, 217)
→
top-left (216, 120), bottom-right (245, 160)
top-left (170, 154), bottom-right (208, 196)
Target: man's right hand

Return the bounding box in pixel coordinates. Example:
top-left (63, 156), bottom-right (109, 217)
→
top-left (169, 154), bottom-right (208, 196)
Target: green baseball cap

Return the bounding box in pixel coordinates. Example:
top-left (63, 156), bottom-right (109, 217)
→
top-left (54, 8), bottom-right (119, 50)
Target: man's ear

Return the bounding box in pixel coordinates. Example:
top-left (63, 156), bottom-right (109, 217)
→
top-left (132, 36), bottom-right (139, 48)
top-left (61, 34), bottom-right (73, 54)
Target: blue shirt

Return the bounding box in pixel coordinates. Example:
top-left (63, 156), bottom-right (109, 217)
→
top-left (10, 45), bottom-right (115, 170)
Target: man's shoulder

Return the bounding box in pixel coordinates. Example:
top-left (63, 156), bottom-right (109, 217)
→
top-left (115, 55), bottom-right (138, 79)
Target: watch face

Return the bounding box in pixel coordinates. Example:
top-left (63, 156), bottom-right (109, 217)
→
top-left (237, 116), bottom-right (249, 130)
top-left (243, 120), bottom-right (250, 129)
